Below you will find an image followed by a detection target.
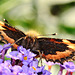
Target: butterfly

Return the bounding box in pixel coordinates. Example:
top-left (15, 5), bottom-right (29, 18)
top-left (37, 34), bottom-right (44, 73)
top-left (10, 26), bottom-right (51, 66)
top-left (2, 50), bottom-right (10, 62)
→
top-left (0, 19), bottom-right (75, 64)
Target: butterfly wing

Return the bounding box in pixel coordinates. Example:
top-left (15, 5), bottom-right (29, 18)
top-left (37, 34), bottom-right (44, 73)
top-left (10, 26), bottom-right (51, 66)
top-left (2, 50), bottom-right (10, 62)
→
top-left (0, 21), bottom-right (26, 48)
top-left (36, 38), bottom-right (75, 63)
top-left (0, 20), bottom-right (75, 63)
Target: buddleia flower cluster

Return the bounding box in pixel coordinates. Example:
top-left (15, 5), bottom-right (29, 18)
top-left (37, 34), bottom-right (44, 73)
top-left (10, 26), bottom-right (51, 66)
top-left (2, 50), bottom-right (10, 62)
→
top-left (0, 43), bottom-right (51, 75)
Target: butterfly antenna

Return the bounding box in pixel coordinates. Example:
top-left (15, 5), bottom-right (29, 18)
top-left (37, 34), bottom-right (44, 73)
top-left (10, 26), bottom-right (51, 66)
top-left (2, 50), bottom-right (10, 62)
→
top-left (50, 33), bottom-right (57, 35)
top-left (3, 19), bottom-right (9, 23)
top-left (11, 37), bottom-right (25, 46)
top-left (39, 33), bottom-right (57, 36)
top-left (3, 37), bottom-right (25, 49)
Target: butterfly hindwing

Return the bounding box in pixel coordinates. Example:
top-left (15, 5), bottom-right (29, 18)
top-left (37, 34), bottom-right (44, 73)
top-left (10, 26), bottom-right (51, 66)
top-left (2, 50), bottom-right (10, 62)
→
top-left (36, 38), bottom-right (75, 63)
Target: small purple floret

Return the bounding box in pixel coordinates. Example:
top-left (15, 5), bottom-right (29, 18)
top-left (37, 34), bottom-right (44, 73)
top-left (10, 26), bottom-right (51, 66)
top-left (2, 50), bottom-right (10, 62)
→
top-left (0, 44), bottom-right (51, 75)
top-left (62, 62), bottom-right (75, 72)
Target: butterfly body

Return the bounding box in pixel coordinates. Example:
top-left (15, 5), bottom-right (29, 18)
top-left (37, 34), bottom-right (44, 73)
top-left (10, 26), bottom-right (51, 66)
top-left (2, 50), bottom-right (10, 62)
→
top-left (0, 20), bottom-right (75, 64)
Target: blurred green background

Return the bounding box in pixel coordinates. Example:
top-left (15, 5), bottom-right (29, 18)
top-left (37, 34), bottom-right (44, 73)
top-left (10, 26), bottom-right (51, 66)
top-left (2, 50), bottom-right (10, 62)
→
top-left (0, 0), bottom-right (75, 75)
top-left (0, 0), bottom-right (75, 39)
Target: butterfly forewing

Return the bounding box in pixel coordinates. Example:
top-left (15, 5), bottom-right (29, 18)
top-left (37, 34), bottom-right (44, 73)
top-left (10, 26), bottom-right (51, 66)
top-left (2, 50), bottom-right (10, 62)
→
top-left (0, 21), bottom-right (26, 48)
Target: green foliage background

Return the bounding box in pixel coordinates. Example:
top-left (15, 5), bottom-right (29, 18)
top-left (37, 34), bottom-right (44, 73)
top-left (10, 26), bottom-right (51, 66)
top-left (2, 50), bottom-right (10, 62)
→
top-left (0, 0), bottom-right (75, 75)
top-left (0, 0), bottom-right (75, 38)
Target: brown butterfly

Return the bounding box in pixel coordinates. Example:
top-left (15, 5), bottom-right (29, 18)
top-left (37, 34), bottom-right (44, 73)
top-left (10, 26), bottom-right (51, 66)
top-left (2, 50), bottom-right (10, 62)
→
top-left (0, 19), bottom-right (75, 64)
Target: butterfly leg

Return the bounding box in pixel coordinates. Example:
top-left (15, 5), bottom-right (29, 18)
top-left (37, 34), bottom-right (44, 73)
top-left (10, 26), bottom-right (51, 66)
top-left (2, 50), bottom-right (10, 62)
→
top-left (37, 50), bottom-right (43, 66)
top-left (31, 49), bottom-right (43, 66)
top-left (38, 51), bottom-right (43, 66)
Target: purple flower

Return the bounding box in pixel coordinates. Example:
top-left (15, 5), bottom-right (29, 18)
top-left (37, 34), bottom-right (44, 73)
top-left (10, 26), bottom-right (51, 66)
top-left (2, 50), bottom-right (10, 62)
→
top-left (22, 61), bottom-right (29, 66)
top-left (18, 46), bottom-right (28, 55)
top-left (3, 60), bottom-right (12, 69)
top-left (29, 60), bottom-right (51, 75)
top-left (0, 59), bottom-right (3, 63)
top-left (62, 62), bottom-right (75, 72)
top-left (18, 46), bottom-right (30, 56)
top-left (3, 43), bottom-right (11, 50)
top-left (6, 51), bottom-right (22, 60)
top-left (0, 43), bottom-right (11, 61)
top-left (22, 57), bottom-right (52, 75)
top-left (17, 46), bottom-right (23, 51)
top-left (0, 43), bottom-right (11, 53)
top-left (22, 65), bottom-right (29, 74)
top-left (11, 65), bottom-right (23, 74)
top-left (41, 66), bottom-right (52, 75)
top-left (43, 70), bottom-right (51, 75)
top-left (18, 46), bottom-right (36, 63)
top-left (0, 45), bottom-right (3, 52)
top-left (0, 60), bottom-right (13, 75)
top-left (0, 44), bottom-right (51, 75)
top-left (0, 64), bottom-right (3, 73)
top-left (18, 73), bottom-right (26, 75)
top-left (2, 67), bottom-right (13, 75)
top-left (29, 59), bottom-right (40, 73)
top-left (18, 46), bottom-right (36, 58)
top-left (22, 59), bottom-right (39, 74)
